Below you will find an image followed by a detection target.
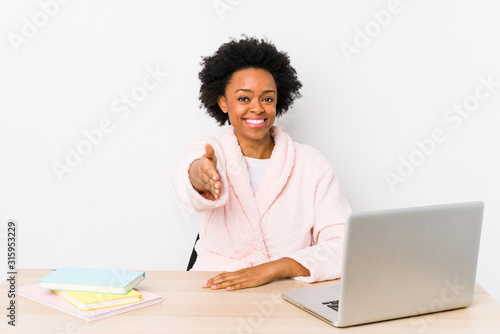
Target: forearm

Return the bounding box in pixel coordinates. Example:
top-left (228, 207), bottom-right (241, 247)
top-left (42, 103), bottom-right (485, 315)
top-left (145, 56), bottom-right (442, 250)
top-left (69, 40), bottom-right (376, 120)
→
top-left (270, 257), bottom-right (310, 279)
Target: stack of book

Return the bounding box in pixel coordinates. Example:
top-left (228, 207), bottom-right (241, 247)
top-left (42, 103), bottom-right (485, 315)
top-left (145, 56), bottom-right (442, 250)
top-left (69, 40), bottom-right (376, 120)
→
top-left (17, 267), bottom-right (163, 322)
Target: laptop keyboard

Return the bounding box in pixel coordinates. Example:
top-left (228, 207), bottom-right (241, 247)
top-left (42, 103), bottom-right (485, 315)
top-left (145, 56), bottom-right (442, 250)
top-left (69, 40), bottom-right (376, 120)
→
top-left (322, 300), bottom-right (339, 312)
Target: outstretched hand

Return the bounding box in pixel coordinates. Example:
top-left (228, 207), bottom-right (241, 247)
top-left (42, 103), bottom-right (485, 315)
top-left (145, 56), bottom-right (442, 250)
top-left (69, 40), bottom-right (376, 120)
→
top-left (189, 144), bottom-right (222, 200)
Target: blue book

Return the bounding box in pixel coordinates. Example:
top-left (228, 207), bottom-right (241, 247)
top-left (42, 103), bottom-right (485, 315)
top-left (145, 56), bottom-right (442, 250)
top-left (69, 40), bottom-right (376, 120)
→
top-left (40, 267), bottom-right (145, 294)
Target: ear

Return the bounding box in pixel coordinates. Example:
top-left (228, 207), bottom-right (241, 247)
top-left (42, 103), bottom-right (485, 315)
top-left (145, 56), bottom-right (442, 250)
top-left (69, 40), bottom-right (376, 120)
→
top-left (217, 95), bottom-right (228, 114)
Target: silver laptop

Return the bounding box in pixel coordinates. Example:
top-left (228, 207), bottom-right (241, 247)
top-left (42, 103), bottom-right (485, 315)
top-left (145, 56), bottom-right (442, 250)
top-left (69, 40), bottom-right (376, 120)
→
top-left (282, 201), bottom-right (484, 327)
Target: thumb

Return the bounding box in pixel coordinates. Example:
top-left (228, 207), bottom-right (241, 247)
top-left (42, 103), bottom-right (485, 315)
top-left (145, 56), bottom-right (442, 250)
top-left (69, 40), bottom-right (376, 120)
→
top-left (204, 143), bottom-right (215, 158)
top-left (204, 144), bottom-right (217, 167)
top-left (203, 144), bottom-right (218, 173)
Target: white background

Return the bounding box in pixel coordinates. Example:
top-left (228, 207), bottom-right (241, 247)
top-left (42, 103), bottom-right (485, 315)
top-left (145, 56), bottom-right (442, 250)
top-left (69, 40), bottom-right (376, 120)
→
top-left (1, 0), bottom-right (499, 304)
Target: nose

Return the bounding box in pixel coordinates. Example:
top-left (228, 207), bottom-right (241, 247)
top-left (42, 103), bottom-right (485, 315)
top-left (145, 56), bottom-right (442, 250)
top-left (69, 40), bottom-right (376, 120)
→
top-left (249, 98), bottom-right (264, 114)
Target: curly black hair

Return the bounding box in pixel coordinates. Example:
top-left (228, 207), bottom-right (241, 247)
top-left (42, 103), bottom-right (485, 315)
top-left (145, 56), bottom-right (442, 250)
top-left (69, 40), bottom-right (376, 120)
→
top-left (198, 36), bottom-right (302, 126)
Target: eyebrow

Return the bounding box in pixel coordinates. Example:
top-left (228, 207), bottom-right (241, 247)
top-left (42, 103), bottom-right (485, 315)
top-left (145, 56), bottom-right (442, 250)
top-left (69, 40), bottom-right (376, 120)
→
top-left (235, 88), bottom-right (276, 94)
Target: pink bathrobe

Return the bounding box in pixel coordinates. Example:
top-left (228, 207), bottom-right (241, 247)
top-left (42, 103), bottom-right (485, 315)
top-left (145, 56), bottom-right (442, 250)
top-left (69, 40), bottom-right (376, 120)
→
top-left (173, 126), bottom-right (351, 283)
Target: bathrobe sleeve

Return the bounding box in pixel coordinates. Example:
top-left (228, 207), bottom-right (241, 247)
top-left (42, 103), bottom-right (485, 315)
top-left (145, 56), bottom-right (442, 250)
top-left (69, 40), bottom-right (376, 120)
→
top-left (287, 162), bottom-right (351, 283)
top-left (172, 137), bottom-right (229, 213)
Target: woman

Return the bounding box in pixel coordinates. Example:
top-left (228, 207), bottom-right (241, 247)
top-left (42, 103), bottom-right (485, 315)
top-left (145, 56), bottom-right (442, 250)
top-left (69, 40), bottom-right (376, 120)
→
top-left (173, 37), bottom-right (351, 291)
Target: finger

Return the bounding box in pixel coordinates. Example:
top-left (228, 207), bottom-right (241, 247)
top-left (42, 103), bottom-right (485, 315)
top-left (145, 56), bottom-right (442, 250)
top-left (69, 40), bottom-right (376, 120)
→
top-left (204, 144), bottom-right (215, 160)
top-left (200, 171), bottom-right (213, 188)
top-left (203, 272), bottom-right (235, 286)
top-left (201, 164), bottom-right (221, 199)
top-left (226, 283), bottom-right (244, 291)
top-left (202, 161), bottom-right (219, 182)
top-left (211, 279), bottom-right (237, 290)
top-left (202, 271), bottom-right (256, 290)
top-left (200, 154), bottom-right (218, 179)
top-left (201, 173), bottom-right (220, 197)
top-left (204, 144), bottom-right (218, 170)
top-left (207, 273), bottom-right (248, 290)
top-left (202, 273), bottom-right (226, 288)
top-left (211, 180), bottom-right (221, 194)
top-left (200, 192), bottom-right (216, 201)
top-left (220, 278), bottom-right (249, 291)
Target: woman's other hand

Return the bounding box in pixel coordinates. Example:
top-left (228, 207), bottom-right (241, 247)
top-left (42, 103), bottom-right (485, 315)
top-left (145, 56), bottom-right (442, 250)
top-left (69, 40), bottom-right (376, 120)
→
top-left (202, 258), bottom-right (310, 291)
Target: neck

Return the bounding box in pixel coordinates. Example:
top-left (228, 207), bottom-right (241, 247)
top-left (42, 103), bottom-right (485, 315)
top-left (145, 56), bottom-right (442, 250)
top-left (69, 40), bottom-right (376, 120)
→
top-left (237, 133), bottom-right (275, 159)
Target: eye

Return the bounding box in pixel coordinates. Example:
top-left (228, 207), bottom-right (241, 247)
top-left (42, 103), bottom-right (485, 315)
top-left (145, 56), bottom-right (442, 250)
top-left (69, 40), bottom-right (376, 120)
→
top-left (238, 96), bottom-right (250, 102)
top-left (263, 97), bottom-right (274, 103)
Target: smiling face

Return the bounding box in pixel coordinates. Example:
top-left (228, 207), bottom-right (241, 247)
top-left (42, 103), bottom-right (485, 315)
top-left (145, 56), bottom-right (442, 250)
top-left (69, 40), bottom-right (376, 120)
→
top-left (217, 68), bottom-right (277, 158)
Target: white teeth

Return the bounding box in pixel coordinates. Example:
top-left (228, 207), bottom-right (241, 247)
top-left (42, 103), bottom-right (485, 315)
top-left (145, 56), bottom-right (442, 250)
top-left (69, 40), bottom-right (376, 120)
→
top-left (245, 119), bottom-right (265, 124)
